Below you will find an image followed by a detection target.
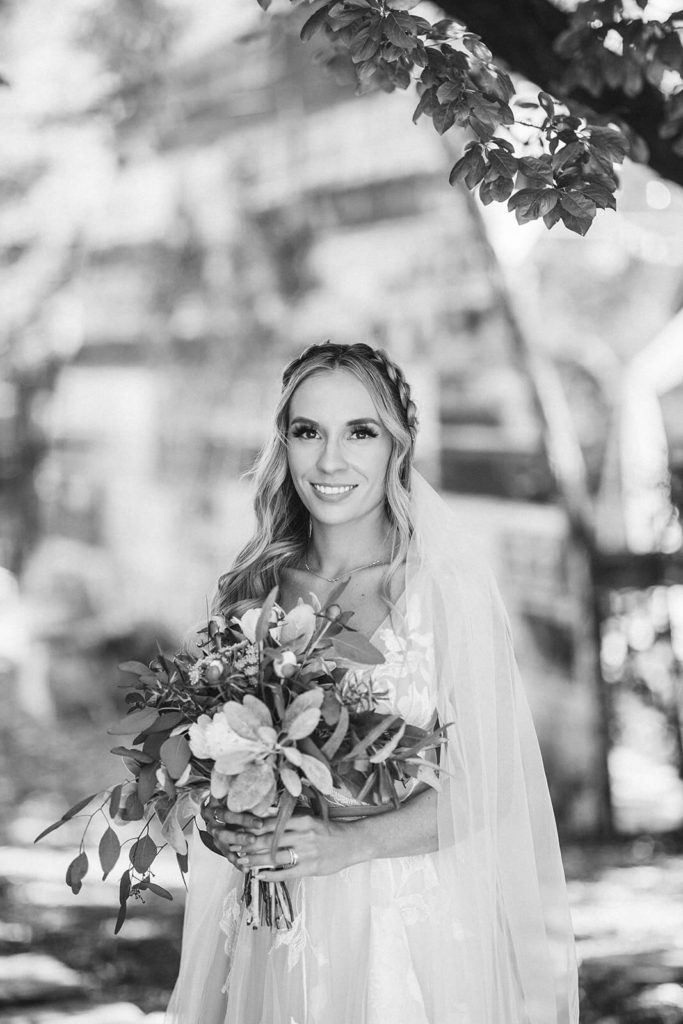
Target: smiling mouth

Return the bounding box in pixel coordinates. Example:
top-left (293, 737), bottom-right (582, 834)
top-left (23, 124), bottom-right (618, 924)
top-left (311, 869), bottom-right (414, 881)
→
top-left (311, 483), bottom-right (358, 496)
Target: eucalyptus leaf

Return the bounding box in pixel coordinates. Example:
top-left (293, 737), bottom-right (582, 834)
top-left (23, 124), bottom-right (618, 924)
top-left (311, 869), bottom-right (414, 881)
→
top-left (147, 882), bottom-right (173, 901)
top-left (99, 827), bottom-right (121, 880)
top-left (114, 904), bottom-right (127, 934)
top-left (130, 835), bottom-right (158, 874)
top-left (66, 851), bottom-right (88, 894)
top-left (34, 792), bottom-right (100, 843)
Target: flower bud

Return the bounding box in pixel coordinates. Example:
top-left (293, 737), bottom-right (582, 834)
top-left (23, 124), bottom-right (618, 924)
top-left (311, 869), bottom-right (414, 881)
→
top-left (273, 650), bottom-right (298, 679)
top-left (327, 604), bottom-right (342, 622)
top-left (205, 660), bottom-right (224, 682)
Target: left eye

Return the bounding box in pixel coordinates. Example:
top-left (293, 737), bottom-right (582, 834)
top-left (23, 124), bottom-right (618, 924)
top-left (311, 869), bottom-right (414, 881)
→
top-left (351, 428), bottom-right (373, 439)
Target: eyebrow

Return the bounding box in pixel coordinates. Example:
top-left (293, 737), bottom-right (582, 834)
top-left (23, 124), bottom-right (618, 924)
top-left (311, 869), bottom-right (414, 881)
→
top-left (289, 416), bottom-right (382, 427)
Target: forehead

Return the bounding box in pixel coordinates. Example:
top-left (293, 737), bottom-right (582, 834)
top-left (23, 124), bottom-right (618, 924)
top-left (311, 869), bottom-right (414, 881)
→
top-left (288, 369), bottom-right (378, 421)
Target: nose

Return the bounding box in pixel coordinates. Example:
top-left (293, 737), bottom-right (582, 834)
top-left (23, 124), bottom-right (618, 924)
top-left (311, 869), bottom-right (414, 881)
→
top-left (316, 436), bottom-right (347, 475)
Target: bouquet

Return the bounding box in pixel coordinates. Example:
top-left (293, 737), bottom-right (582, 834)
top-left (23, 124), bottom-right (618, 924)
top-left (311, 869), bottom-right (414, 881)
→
top-left (35, 584), bottom-right (447, 932)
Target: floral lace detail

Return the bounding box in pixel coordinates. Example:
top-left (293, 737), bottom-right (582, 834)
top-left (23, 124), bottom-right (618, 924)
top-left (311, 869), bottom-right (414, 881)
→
top-left (371, 594), bottom-right (437, 729)
top-left (220, 885), bottom-right (245, 995)
top-left (271, 881), bottom-right (329, 971)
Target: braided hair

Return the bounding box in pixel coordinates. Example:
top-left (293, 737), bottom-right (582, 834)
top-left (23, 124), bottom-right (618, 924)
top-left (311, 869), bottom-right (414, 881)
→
top-left (214, 341), bottom-right (418, 616)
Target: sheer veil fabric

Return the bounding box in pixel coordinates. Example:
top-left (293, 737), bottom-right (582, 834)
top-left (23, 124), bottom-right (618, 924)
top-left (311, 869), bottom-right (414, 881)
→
top-left (165, 471), bottom-right (579, 1024)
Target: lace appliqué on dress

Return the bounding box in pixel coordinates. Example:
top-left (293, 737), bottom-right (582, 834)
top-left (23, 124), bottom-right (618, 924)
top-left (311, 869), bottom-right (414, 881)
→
top-left (271, 880), bottom-right (329, 972)
top-left (219, 885), bottom-right (244, 996)
top-left (371, 594), bottom-right (437, 729)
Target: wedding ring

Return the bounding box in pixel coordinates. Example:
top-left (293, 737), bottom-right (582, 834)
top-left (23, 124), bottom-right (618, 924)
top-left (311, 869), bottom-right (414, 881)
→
top-left (287, 847), bottom-right (298, 867)
top-left (213, 809), bottom-right (222, 824)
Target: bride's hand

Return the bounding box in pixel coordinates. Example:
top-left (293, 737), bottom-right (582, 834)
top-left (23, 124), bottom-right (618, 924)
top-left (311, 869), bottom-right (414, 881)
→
top-left (233, 814), bottom-right (357, 880)
top-left (200, 798), bottom-right (272, 867)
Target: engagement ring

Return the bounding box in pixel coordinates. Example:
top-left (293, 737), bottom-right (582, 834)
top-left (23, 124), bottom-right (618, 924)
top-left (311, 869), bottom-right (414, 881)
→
top-left (287, 848), bottom-right (298, 867)
top-left (213, 809), bottom-right (222, 824)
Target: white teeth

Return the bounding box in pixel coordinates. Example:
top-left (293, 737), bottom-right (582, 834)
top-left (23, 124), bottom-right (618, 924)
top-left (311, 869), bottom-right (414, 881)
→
top-left (312, 484), bottom-right (356, 495)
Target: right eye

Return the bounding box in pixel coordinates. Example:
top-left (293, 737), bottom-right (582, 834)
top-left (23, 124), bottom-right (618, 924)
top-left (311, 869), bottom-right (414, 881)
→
top-left (290, 425), bottom-right (319, 440)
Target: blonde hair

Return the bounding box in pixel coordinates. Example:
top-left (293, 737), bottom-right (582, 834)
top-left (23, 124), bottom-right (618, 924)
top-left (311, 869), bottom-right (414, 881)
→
top-left (213, 342), bottom-right (419, 617)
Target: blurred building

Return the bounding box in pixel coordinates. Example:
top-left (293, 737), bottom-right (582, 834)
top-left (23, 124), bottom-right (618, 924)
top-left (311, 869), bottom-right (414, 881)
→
top-left (2, 0), bottom-right (683, 833)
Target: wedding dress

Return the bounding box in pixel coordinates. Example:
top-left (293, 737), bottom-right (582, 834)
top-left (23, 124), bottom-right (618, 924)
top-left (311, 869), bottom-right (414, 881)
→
top-left (165, 473), bottom-right (579, 1024)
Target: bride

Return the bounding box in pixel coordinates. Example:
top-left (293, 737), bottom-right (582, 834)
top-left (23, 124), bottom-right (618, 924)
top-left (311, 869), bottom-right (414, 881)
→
top-left (165, 341), bottom-right (579, 1024)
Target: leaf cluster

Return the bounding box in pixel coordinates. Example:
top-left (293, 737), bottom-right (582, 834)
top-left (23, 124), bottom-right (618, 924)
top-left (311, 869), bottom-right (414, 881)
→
top-left (259, 0), bottom-right (633, 234)
top-left (556, 1), bottom-right (683, 156)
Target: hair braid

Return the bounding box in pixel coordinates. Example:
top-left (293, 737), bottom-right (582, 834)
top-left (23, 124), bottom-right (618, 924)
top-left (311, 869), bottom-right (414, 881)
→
top-left (367, 348), bottom-right (419, 443)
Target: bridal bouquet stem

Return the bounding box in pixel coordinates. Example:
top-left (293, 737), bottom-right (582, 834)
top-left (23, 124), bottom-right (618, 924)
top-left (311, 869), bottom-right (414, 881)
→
top-left (35, 583), bottom-right (447, 932)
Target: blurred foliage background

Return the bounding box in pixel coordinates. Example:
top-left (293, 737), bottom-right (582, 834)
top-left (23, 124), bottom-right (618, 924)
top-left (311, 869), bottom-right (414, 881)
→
top-left (1, 1), bottom-right (683, 1019)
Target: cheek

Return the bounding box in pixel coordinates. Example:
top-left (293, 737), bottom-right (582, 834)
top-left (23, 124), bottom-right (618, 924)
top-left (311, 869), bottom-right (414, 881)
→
top-left (366, 441), bottom-right (392, 486)
top-left (287, 445), bottom-right (316, 497)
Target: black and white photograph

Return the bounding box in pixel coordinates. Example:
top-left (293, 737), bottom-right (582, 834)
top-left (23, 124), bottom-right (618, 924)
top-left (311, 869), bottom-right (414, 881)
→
top-left (1, 1), bottom-right (683, 1021)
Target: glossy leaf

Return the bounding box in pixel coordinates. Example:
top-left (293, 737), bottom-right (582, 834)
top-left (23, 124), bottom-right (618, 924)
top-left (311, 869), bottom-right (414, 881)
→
top-left (300, 3), bottom-right (331, 41)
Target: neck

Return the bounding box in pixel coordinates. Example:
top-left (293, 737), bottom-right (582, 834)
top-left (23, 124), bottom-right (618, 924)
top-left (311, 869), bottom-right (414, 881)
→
top-left (308, 506), bottom-right (392, 578)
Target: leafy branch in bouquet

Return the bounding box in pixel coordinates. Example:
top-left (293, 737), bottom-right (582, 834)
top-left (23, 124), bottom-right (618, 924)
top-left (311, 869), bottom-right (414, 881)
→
top-left (254, 0), bottom-right (630, 234)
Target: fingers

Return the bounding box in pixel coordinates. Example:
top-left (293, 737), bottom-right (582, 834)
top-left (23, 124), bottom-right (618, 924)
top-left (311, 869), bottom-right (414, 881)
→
top-left (236, 845), bottom-right (301, 873)
top-left (251, 814), bottom-right (316, 836)
top-left (201, 801), bottom-right (267, 831)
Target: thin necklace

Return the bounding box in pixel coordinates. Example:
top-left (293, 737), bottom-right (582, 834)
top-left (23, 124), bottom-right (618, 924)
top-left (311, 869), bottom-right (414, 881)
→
top-left (303, 555), bottom-right (384, 584)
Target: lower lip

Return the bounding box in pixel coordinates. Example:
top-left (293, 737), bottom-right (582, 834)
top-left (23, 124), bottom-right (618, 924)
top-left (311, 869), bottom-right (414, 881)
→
top-left (310, 485), bottom-right (358, 503)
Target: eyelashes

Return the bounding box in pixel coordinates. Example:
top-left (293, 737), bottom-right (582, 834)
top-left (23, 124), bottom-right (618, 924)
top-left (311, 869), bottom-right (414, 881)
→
top-left (289, 425), bottom-right (379, 440)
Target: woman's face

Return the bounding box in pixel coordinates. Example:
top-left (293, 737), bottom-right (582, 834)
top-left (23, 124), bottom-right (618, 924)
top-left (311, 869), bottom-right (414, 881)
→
top-left (286, 369), bottom-right (393, 529)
